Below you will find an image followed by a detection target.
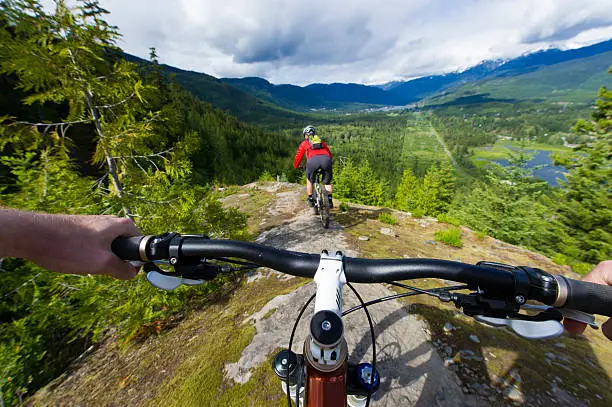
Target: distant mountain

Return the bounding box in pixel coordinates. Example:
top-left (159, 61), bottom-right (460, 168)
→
top-left (220, 39), bottom-right (612, 110)
top-left (490, 39), bottom-right (612, 78)
top-left (383, 60), bottom-right (507, 103)
top-left (221, 77), bottom-right (408, 110)
top-left (305, 83), bottom-right (408, 106)
top-left (429, 50), bottom-right (612, 106)
top-left (124, 54), bottom-right (305, 124)
top-left (222, 77), bottom-right (324, 110)
top-left (126, 39), bottom-right (612, 117)
top-left (386, 39), bottom-right (612, 104)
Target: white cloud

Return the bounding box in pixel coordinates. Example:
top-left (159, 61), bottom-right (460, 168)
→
top-left (40, 0), bottom-right (612, 85)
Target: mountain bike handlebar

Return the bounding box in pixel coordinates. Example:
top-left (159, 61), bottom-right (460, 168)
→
top-left (112, 234), bottom-right (612, 318)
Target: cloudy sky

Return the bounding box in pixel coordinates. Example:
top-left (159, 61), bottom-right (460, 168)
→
top-left (42, 0), bottom-right (612, 86)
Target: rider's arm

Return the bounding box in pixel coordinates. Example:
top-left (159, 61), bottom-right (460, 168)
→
top-left (0, 208), bottom-right (140, 280)
top-left (293, 141), bottom-right (308, 168)
top-left (564, 260), bottom-right (612, 341)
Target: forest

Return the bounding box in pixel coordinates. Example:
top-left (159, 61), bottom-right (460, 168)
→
top-left (0, 1), bottom-right (610, 405)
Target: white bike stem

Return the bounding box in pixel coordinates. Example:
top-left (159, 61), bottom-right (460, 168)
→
top-left (308, 251), bottom-right (347, 367)
top-left (314, 251), bottom-right (346, 316)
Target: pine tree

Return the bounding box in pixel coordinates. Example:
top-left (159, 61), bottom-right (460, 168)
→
top-left (334, 158), bottom-right (360, 202)
top-left (0, 3), bottom-right (251, 403)
top-left (0, 0), bottom-right (163, 217)
top-left (394, 168), bottom-right (419, 211)
top-left (546, 69), bottom-right (612, 264)
top-left (357, 159), bottom-right (385, 205)
top-left (450, 151), bottom-right (548, 247)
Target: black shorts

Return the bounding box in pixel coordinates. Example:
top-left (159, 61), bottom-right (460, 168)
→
top-left (306, 154), bottom-right (333, 184)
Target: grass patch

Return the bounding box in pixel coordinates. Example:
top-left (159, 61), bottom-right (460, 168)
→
top-left (378, 212), bottom-right (398, 225)
top-left (552, 254), bottom-right (593, 276)
top-left (434, 227), bottom-right (463, 248)
top-left (411, 208), bottom-right (425, 218)
top-left (552, 253), bottom-right (568, 265)
top-left (436, 213), bottom-right (460, 226)
top-left (339, 201), bottom-right (350, 212)
top-left (149, 277), bottom-right (304, 407)
top-left (262, 308), bottom-right (276, 320)
top-left (474, 231), bottom-right (487, 240)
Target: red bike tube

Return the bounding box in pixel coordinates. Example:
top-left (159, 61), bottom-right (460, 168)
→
top-left (304, 339), bottom-right (348, 407)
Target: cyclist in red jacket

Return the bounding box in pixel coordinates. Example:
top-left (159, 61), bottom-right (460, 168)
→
top-left (293, 125), bottom-right (333, 208)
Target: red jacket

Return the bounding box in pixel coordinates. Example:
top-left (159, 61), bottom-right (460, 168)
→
top-left (293, 139), bottom-right (332, 168)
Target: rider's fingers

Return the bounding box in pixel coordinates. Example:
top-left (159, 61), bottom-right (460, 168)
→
top-left (563, 318), bottom-right (587, 334)
top-left (107, 217), bottom-right (140, 240)
top-left (106, 256), bottom-right (140, 280)
top-left (603, 318), bottom-right (612, 341)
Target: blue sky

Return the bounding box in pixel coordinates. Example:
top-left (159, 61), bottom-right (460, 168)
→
top-left (42, 0), bottom-right (612, 86)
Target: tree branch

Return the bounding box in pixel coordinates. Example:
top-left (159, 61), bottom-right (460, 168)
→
top-left (125, 192), bottom-right (182, 205)
top-left (111, 148), bottom-right (173, 160)
top-left (13, 119), bottom-right (91, 127)
top-left (1, 272), bottom-right (42, 300)
top-left (94, 92), bottom-right (135, 110)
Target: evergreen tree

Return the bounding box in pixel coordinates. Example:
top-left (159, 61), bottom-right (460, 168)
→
top-left (334, 158), bottom-right (360, 201)
top-left (545, 69), bottom-right (612, 264)
top-left (356, 159), bottom-right (385, 205)
top-left (394, 168), bottom-right (419, 211)
top-left (0, 3), bottom-right (250, 403)
top-left (418, 162), bottom-right (456, 216)
top-left (0, 0), bottom-right (163, 217)
top-left (450, 151), bottom-right (548, 247)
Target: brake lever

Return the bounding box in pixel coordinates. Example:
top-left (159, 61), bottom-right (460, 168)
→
top-left (473, 304), bottom-right (598, 339)
top-left (142, 260), bottom-right (220, 291)
top-left (474, 315), bottom-right (564, 339)
top-left (521, 304), bottom-right (598, 329)
top-left (146, 269), bottom-right (204, 291)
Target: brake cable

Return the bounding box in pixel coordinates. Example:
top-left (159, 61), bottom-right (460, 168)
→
top-left (346, 282), bottom-right (376, 407)
top-left (343, 284), bottom-right (469, 316)
top-left (287, 293), bottom-right (316, 407)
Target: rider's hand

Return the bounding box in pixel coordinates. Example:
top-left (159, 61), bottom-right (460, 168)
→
top-left (1, 209), bottom-right (141, 280)
top-left (563, 260), bottom-right (612, 341)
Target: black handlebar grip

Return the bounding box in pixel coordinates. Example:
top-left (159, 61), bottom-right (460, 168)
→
top-left (111, 236), bottom-right (145, 261)
top-left (560, 276), bottom-right (612, 317)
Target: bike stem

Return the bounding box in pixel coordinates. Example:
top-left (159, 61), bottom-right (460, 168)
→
top-left (301, 251), bottom-right (350, 407)
top-left (308, 251), bottom-right (347, 366)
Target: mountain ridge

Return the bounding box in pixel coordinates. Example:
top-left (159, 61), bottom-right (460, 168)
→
top-left (126, 39), bottom-right (612, 116)
top-left (222, 39), bottom-right (612, 110)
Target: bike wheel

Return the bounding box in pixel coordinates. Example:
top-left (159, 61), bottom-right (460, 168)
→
top-left (319, 187), bottom-right (330, 229)
top-left (313, 183), bottom-right (320, 215)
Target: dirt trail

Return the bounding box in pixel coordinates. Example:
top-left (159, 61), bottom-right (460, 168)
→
top-left (224, 184), bottom-right (480, 406)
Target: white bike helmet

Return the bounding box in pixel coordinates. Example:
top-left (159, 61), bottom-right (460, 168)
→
top-left (303, 125), bottom-right (315, 136)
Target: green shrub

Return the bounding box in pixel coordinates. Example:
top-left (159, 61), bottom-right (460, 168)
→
top-left (411, 208), bottom-right (425, 218)
top-left (437, 213), bottom-right (460, 226)
top-left (435, 227), bottom-right (463, 248)
top-left (378, 212), bottom-right (398, 225)
top-left (339, 202), bottom-right (350, 212)
top-left (570, 262), bottom-right (593, 276)
top-left (552, 253), bottom-right (568, 265)
top-left (258, 170), bottom-right (275, 182)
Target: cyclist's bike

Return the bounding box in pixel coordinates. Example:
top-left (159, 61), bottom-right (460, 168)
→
top-left (312, 169), bottom-right (330, 229)
top-left (113, 233), bottom-right (612, 407)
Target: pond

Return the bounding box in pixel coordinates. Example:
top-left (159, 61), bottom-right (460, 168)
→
top-left (495, 149), bottom-right (567, 186)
